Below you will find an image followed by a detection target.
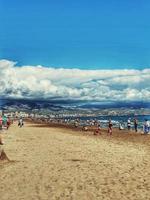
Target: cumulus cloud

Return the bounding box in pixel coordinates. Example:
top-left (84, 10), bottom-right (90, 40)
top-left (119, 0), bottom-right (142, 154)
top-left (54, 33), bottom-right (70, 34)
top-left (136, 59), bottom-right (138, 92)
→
top-left (0, 59), bottom-right (150, 102)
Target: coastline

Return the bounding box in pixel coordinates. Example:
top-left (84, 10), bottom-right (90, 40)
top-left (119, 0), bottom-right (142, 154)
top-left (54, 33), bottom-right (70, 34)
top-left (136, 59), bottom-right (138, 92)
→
top-left (26, 119), bottom-right (150, 146)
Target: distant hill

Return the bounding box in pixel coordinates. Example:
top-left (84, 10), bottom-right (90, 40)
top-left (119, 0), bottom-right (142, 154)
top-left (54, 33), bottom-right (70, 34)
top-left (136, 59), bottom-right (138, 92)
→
top-left (0, 99), bottom-right (149, 112)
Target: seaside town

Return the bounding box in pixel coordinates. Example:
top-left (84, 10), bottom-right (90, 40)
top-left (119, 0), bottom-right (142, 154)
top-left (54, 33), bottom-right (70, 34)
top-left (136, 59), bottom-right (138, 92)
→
top-left (1, 104), bottom-right (150, 118)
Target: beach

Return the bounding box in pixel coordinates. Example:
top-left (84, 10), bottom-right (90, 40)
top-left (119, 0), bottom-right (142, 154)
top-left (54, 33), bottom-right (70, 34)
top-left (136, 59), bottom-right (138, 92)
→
top-left (0, 122), bottom-right (150, 200)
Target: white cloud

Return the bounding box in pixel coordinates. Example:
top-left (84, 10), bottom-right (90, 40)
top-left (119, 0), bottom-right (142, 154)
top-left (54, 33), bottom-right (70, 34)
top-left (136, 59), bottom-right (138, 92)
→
top-left (0, 59), bottom-right (150, 102)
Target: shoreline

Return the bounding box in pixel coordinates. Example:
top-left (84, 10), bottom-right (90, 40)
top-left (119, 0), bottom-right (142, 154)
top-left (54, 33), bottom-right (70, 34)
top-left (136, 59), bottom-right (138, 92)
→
top-left (25, 120), bottom-right (150, 147)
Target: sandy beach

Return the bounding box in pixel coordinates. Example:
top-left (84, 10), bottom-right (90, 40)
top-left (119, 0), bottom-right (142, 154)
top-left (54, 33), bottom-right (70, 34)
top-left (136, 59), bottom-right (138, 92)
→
top-left (0, 122), bottom-right (150, 200)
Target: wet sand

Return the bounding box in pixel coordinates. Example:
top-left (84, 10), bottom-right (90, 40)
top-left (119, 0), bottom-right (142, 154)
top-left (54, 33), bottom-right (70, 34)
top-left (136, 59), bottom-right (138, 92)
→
top-left (0, 122), bottom-right (150, 200)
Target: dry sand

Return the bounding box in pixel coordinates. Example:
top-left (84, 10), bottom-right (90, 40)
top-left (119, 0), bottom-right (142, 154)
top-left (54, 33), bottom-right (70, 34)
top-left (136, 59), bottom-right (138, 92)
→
top-left (0, 122), bottom-right (150, 200)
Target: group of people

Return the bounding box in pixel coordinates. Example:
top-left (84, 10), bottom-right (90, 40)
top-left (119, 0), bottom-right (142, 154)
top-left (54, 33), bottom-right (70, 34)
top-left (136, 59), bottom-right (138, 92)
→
top-left (89, 117), bottom-right (150, 136)
top-left (92, 119), bottom-right (113, 136)
top-left (0, 115), bottom-right (24, 145)
top-left (126, 118), bottom-right (150, 134)
top-left (127, 118), bottom-right (139, 132)
top-left (94, 119), bottom-right (113, 136)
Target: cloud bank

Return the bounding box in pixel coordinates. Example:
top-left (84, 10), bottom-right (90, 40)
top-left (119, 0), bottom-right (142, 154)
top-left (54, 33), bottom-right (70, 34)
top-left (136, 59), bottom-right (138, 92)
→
top-left (0, 59), bottom-right (150, 102)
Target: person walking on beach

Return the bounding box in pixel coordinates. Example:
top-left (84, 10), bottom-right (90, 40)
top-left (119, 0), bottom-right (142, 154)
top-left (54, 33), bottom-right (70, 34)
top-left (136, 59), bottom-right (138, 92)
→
top-left (134, 118), bottom-right (138, 132)
top-left (6, 117), bottom-right (11, 130)
top-left (2, 115), bottom-right (7, 129)
top-left (143, 119), bottom-right (149, 134)
top-left (108, 119), bottom-right (113, 135)
top-left (0, 116), bottom-right (4, 145)
top-left (18, 117), bottom-right (24, 128)
top-left (0, 116), bottom-right (2, 131)
top-left (127, 118), bottom-right (131, 130)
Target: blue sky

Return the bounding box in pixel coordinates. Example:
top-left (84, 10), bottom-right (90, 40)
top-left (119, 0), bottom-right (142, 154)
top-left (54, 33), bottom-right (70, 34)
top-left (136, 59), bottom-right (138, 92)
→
top-left (0, 0), bottom-right (150, 69)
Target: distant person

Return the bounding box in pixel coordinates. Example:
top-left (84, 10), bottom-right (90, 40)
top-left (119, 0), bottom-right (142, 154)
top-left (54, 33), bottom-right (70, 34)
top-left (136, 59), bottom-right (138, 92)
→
top-left (94, 124), bottom-right (101, 135)
top-left (2, 115), bottom-right (7, 128)
top-left (98, 124), bottom-right (101, 131)
top-left (18, 117), bottom-right (24, 128)
top-left (0, 117), bottom-right (3, 145)
top-left (94, 119), bottom-right (98, 126)
top-left (82, 126), bottom-right (88, 131)
top-left (133, 118), bottom-right (138, 132)
top-left (0, 116), bottom-right (2, 130)
top-left (11, 117), bottom-right (14, 124)
top-left (108, 119), bottom-right (113, 135)
top-left (7, 117), bottom-right (11, 129)
top-left (143, 119), bottom-right (149, 134)
top-left (74, 121), bottom-right (78, 128)
top-left (127, 118), bottom-right (131, 130)
top-left (119, 123), bottom-right (124, 130)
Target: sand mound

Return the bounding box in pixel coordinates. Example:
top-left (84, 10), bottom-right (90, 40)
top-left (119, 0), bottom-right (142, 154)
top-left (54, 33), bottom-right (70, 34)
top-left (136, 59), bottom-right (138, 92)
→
top-left (0, 149), bottom-right (9, 161)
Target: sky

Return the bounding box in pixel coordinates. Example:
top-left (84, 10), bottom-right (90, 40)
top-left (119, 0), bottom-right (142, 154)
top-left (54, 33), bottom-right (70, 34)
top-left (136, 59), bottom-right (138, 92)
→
top-left (0, 0), bottom-right (150, 69)
top-left (0, 59), bottom-right (150, 102)
top-left (0, 1), bottom-right (150, 102)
